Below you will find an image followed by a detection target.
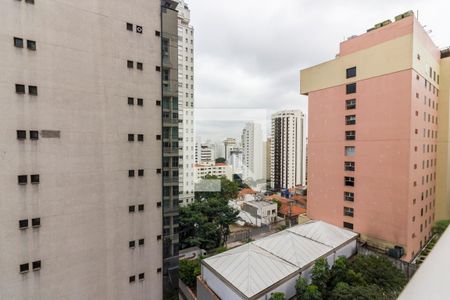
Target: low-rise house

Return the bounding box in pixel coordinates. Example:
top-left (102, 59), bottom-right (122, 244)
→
top-left (266, 195), bottom-right (306, 225)
top-left (195, 162), bottom-right (233, 181)
top-left (241, 200), bottom-right (277, 226)
top-left (197, 220), bottom-right (358, 300)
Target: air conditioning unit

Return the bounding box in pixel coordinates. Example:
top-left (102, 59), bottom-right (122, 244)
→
top-left (136, 26), bottom-right (143, 34)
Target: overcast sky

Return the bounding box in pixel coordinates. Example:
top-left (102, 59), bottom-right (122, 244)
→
top-left (188, 0), bottom-right (449, 143)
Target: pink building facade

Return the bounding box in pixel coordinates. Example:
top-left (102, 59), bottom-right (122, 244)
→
top-left (301, 14), bottom-right (441, 261)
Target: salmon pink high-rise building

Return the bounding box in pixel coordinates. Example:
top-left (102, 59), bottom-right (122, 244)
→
top-left (300, 11), bottom-right (449, 261)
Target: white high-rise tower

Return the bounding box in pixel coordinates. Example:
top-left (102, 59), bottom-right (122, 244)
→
top-left (241, 122), bottom-right (264, 181)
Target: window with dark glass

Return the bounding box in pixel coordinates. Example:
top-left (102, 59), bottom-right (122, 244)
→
top-left (138, 239), bottom-right (145, 246)
top-left (129, 205), bottom-right (135, 213)
top-left (345, 100), bottom-right (356, 111)
top-left (31, 218), bottom-right (40, 228)
top-left (139, 273), bottom-right (145, 280)
top-left (30, 131), bottom-right (39, 140)
top-left (127, 60), bottom-right (134, 68)
top-left (25, 0), bottom-right (35, 4)
top-left (129, 275), bottom-right (136, 283)
top-left (28, 86), bottom-right (38, 95)
top-left (27, 40), bottom-right (36, 51)
top-left (32, 261), bottom-right (41, 270)
top-left (345, 131), bottom-right (356, 140)
top-left (344, 192), bottom-right (354, 201)
top-left (18, 175), bottom-right (28, 185)
top-left (20, 263), bottom-right (29, 273)
top-left (344, 207), bottom-right (354, 217)
top-left (343, 222), bottom-right (354, 230)
top-left (344, 161), bottom-right (355, 171)
top-left (129, 240), bottom-right (136, 248)
top-left (138, 204), bottom-right (144, 211)
top-left (137, 98), bottom-right (143, 106)
top-left (136, 26), bottom-right (143, 34)
top-left (14, 37), bottom-right (24, 48)
top-left (138, 169), bottom-right (144, 177)
top-left (346, 83), bottom-right (356, 94)
top-left (137, 62), bottom-right (143, 70)
top-left (346, 67), bottom-right (356, 78)
top-left (128, 97), bottom-right (134, 105)
top-left (30, 174), bottom-right (40, 184)
top-left (345, 176), bottom-right (355, 187)
top-left (17, 130), bottom-right (26, 140)
top-left (128, 134), bottom-right (134, 142)
top-left (128, 170), bottom-right (135, 177)
top-left (126, 23), bottom-right (133, 31)
top-left (137, 134), bottom-right (144, 142)
top-left (345, 115), bottom-right (356, 125)
top-left (16, 84), bottom-right (26, 94)
top-left (19, 219), bottom-right (29, 229)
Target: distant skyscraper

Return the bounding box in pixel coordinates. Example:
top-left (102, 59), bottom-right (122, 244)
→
top-left (270, 110), bottom-right (306, 190)
top-left (223, 137), bottom-right (238, 161)
top-left (265, 138), bottom-right (272, 185)
top-left (176, 0), bottom-right (195, 207)
top-left (241, 122), bottom-right (264, 180)
top-left (301, 12), bottom-right (447, 261)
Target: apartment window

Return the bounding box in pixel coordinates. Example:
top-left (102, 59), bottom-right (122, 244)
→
top-left (156, 135), bottom-right (161, 140)
top-left (128, 170), bottom-right (135, 177)
top-left (32, 261), bottom-right (41, 271)
top-left (30, 174), bottom-right (40, 184)
top-left (30, 131), bottom-right (39, 140)
top-left (344, 176), bottom-right (355, 187)
top-left (138, 169), bottom-right (144, 177)
top-left (156, 169), bottom-right (162, 174)
top-left (128, 97), bottom-right (134, 105)
top-left (14, 37), bottom-right (24, 48)
top-left (138, 239), bottom-right (145, 246)
top-left (128, 134), bottom-right (134, 142)
top-left (157, 268), bottom-right (162, 273)
top-left (346, 83), bottom-right (356, 94)
top-left (345, 131), bottom-right (356, 140)
top-left (129, 240), bottom-right (136, 248)
top-left (18, 175), bottom-right (28, 185)
top-left (156, 66), bottom-right (161, 72)
top-left (137, 134), bottom-right (144, 142)
top-left (344, 207), bottom-right (354, 217)
top-left (139, 273), bottom-right (145, 281)
top-left (129, 275), bottom-right (136, 283)
top-left (126, 23), bottom-right (133, 31)
top-left (346, 67), bottom-right (356, 78)
top-left (136, 26), bottom-right (143, 34)
top-left (137, 62), bottom-right (143, 70)
top-left (155, 31), bottom-right (161, 36)
top-left (20, 263), bottom-right (29, 273)
top-left (344, 192), bottom-right (354, 202)
top-left (28, 86), bottom-right (38, 95)
top-left (343, 222), bottom-right (354, 230)
top-left (127, 60), bottom-right (134, 68)
top-left (156, 100), bottom-right (161, 106)
top-left (345, 115), bottom-right (356, 125)
top-left (27, 40), bottom-right (36, 51)
top-left (31, 218), bottom-right (40, 228)
top-left (17, 130), bottom-right (26, 140)
top-left (137, 98), bottom-right (143, 106)
top-left (25, 0), bottom-right (35, 3)
top-left (129, 205), bottom-right (135, 213)
top-left (157, 202), bottom-right (162, 208)
top-left (19, 219), bottom-right (29, 229)
top-left (138, 204), bottom-right (144, 211)
top-left (346, 99), bottom-right (356, 110)
top-left (16, 84), bottom-right (26, 94)
top-left (157, 235), bottom-right (162, 240)
top-left (344, 161), bottom-right (355, 171)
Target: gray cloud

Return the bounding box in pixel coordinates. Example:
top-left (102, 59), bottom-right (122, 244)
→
top-left (188, 0), bottom-right (449, 141)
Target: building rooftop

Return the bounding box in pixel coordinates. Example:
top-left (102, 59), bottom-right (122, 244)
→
top-left (202, 221), bottom-right (358, 298)
top-left (245, 200), bottom-right (276, 209)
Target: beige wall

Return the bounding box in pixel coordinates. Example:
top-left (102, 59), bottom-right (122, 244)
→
top-left (0, 1), bottom-right (162, 299)
top-left (436, 58), bottom-right (450, 220)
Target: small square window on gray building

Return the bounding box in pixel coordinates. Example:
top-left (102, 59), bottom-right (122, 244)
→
top-left (128, 134), bottom-right (134, 142)
top-left (137, 134), bottom-right (144, 142)
top-left (129, 205), bottom-right (135, 213)
top-left (138, 204), bottom-right (144, 211)
top-left (17, 130), bottom-right (26, 140)
top-left (137, 62), bottom-right (143, 70)
top-left (30, 131), bottom-right (39, 140)
top-left (20, 263), bottom-right (29, 273)
top-left (30, 174), bottom-right (40, 184)
top-left (129, 275), bottom-right (136, 283)
top-left (129, 240), bottom-right (136, 248)
top-left (31, 218), bottom-right (40, 228)
top-left (128, 170), bottom-right (135, 177)
top-left (138, 239), bottom-right (144, 246)
top-left (18, 175), bottom-right (28, 185)
top-left (14, 37), bottom-right (24, 48)
top-left (32, 260), bottom-right (41, 271)
top-left (126, 23), bottom-right (133, 31)
top-left (28, 86), bottom-right (38, 95)
top-left (19, 219), bottom-right (29, 229)
top-left (138, 169), bottom-right (144, 177)
top-left (16, 84), bottom-right (26, 94)
top-left (128, 97), bottom-right (134, 105)
top-left (137, 98), bottom-right (144, 106)
top-left (127, 60), bottom-right (134, 68)
top-left (27, 40), bottom-right (36, 51)
top-left (136, 26), bottom-right (143, 34)
top-left (138, 273), bottom-right (145, 281)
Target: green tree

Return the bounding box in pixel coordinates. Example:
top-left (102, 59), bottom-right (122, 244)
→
top-left (269, 292), bottom-right (285, 300)
top-left (311, 258), bottom-right (330, 296)
top-left (295, 276), bottom-right (308, 298)
top-left (350, 255), bottom-right (407, 296)
top-left (328, 256), bottom-right (349, 290)
top-left (215, 157), bottom-right (226, 163)
top-left (195, 175), bottom-right (240, 201)
top-left (179, 259), bottom-right (201, 288)
top-left (432, 220), bottom-right (450, 235)
top-left (329, 282), bottom-right (384, 300)
top-left (303, 285), bottom-right (322, 300)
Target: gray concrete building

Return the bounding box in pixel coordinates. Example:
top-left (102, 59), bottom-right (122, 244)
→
top-left (0, 0), bottom-right (173, 299)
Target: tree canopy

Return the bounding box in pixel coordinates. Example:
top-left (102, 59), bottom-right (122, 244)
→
top-left (179, 259), bottom-right (201, 288)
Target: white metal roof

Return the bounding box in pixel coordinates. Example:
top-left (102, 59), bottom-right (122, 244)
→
top-left (203, 243), bottom-right (298, 298)
top-left (202, 220), bottom-right (358, 299)
top-left (287, 220), bottom-right (358, 248)
top-left (253, 230), bottom-right (333, 268)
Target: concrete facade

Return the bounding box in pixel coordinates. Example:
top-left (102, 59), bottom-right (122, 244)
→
top-left (270, 110), bottom-right (306, 190)
top-left (176, 0), bottom-right (196, 206)
top-left (0, 0), bottom-right (163, 299)
top-left (301, 14), bottom-right (443, 261)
